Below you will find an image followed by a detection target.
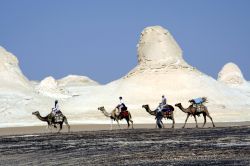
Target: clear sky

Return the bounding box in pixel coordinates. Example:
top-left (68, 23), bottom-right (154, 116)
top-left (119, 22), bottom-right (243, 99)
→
top-left (0, 0), bottom-right (249, 84)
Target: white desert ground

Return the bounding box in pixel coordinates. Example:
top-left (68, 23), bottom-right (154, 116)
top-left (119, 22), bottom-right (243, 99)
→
top-left (0, 26), bottom-right (250, 135)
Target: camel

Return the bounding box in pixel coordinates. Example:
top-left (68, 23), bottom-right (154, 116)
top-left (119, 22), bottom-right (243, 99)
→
top-left (98, 106), bottom-right (133, 130)
top-left (32, 111), bottom-right (70, 133)
top-left (175, 103), bottom-right (215, 128)
top-left (142, 104), bottom-right (175, 128)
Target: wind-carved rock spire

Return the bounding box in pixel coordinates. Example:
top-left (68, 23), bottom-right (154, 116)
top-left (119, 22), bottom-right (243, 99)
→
top-left (218, 62), bottom-right (245, 85)
top-left (126, 26), bottom-right (192, 78)
top-left (137, 26), bottom-right (184, 65)
top-left (0, 46), bottom-right (30, 89)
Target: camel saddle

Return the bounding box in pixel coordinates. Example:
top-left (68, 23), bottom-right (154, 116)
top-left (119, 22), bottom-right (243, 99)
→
top-left (119, 111), bottom-right (129, 118)
top-left (163, 111), bottom-right (172, 117)
top-left (194, 104), bottom-right (203, 113)
top-left (54, 114), bottom-right (63, 122)
top-left (48, 113), bottom-right (63, 122)
top-left (161, 105), bottom-right (172, 112)
top-left (189, 97), bottom-right (207, 105)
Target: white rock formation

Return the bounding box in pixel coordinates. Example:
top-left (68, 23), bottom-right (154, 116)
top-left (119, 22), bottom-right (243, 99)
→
top-left (0, 46), bottom-right (31, 90)
top-left (60, 26), bottom-right (250, 125)
top-left (137, 26), bottom-right (186, 67)
top-left (127, 26), bottom-right (193, 78)
top-left (36, 76), bottom-right (70, 98)
top-left (58, 75), bottom-right (99, 87)
top-left (1, 26), bottom-right (250, 127)
top-left (107, 26), bottom-right (250, 112)
top-left (218, 62), bottom-right (245, 85)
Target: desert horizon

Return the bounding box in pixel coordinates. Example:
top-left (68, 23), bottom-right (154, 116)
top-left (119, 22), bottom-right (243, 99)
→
top-left (0, 122), bottom-right (249, 136)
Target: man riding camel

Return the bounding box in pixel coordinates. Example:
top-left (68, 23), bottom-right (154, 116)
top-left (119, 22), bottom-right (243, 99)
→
top-left (51, 100), bottom-right (62, 122)
top-left (157, 95), bottom-right (168, 112)
top-left (116, 96), bottom-right (127, 118)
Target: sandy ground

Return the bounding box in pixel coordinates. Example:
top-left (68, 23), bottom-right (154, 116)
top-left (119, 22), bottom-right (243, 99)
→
top-left (0, 123), bottom-right (250, 165)
top-left (0, 122), bottom-right (250, 136)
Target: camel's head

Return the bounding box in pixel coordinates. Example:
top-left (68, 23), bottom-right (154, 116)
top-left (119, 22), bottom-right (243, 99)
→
top-left (32, 111), bottom-right (39, 115)
top-left (98, 106), bottom-right (105, 112)
top-left (175, 103), bottom-right (181, 107)
top-left (142, 104), bottom-right (149, 109)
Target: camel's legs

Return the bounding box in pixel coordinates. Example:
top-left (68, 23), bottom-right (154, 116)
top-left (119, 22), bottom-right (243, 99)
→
top-left (128, 113), bottom-right (133, 129)
top-left (207, 114), bottom-right (215, 127)
top-left (64, 118), bottom-right (70, 132)
top-left (45, 124), bottom-right (51, 133)
top-left (110, 119), bottom-right (113, 130)
top-left (46, 123), bottom-right (49, 130)
top-left (48, 123), bottom-right (53, 133)
top-left (126, 118), bottom-right (130, 128)
top-left (51, 125), bottom-right (54, 133)
top-left (130, 119), bottom-right (134, 129)
top-left (194, 115), bottom-right (198, 128)
top-left (172, 116), bottom-right (175, 128)
top-left (116, 120), bottom-right (121, 129)
top-left (46, 122), bottom-right (53, 133)
top-left (202, 114), bottom-right (207, 128)
top-left (183, 114), bottom-right (190, 128)
top-left (57, 123), bottom-right (62, 133)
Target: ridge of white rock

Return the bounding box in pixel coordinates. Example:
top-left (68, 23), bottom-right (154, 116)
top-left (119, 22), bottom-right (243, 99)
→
top-left (107, 26), bottom-right (250, 110)
top-left (1, 26), bottom-right (250, 127)
top-left (58, 75), bottom-right (99, 87)
top-left (35, 76), bottom-right (71, 98)
top-left (126, 26), bottom-right (194, 78)
top-left (218, 62), bottom-right (245, 85)
top-left (0, 46), bottom-right (31, 90)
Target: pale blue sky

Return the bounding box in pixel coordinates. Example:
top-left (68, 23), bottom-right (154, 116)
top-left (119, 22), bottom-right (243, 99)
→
top-left (0, 0), bottom-right (249, 84)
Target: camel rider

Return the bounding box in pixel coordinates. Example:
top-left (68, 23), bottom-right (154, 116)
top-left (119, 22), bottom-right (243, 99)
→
top-left (116, 96), bottom-right (127, 116)
top-left (158, 95), bottom-right (167, 112)
top-left (51, 100), bottom-right (62, 121)
top-left (52, 100), bottom-right (60, 115)
top-left (161, 95), bottom-right (167, 107)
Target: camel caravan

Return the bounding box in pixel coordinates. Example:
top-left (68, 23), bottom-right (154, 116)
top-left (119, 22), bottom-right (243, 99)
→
top-left (98, 95), bottom-right (215, 130)
top-left (32, 96), bottom-right (215, 132)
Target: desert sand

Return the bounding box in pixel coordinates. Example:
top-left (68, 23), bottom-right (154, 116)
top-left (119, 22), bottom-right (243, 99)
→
top-left (0, 122), bottom-right (249, 136)
top-left (0, 124), bottom-right (250, 165)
